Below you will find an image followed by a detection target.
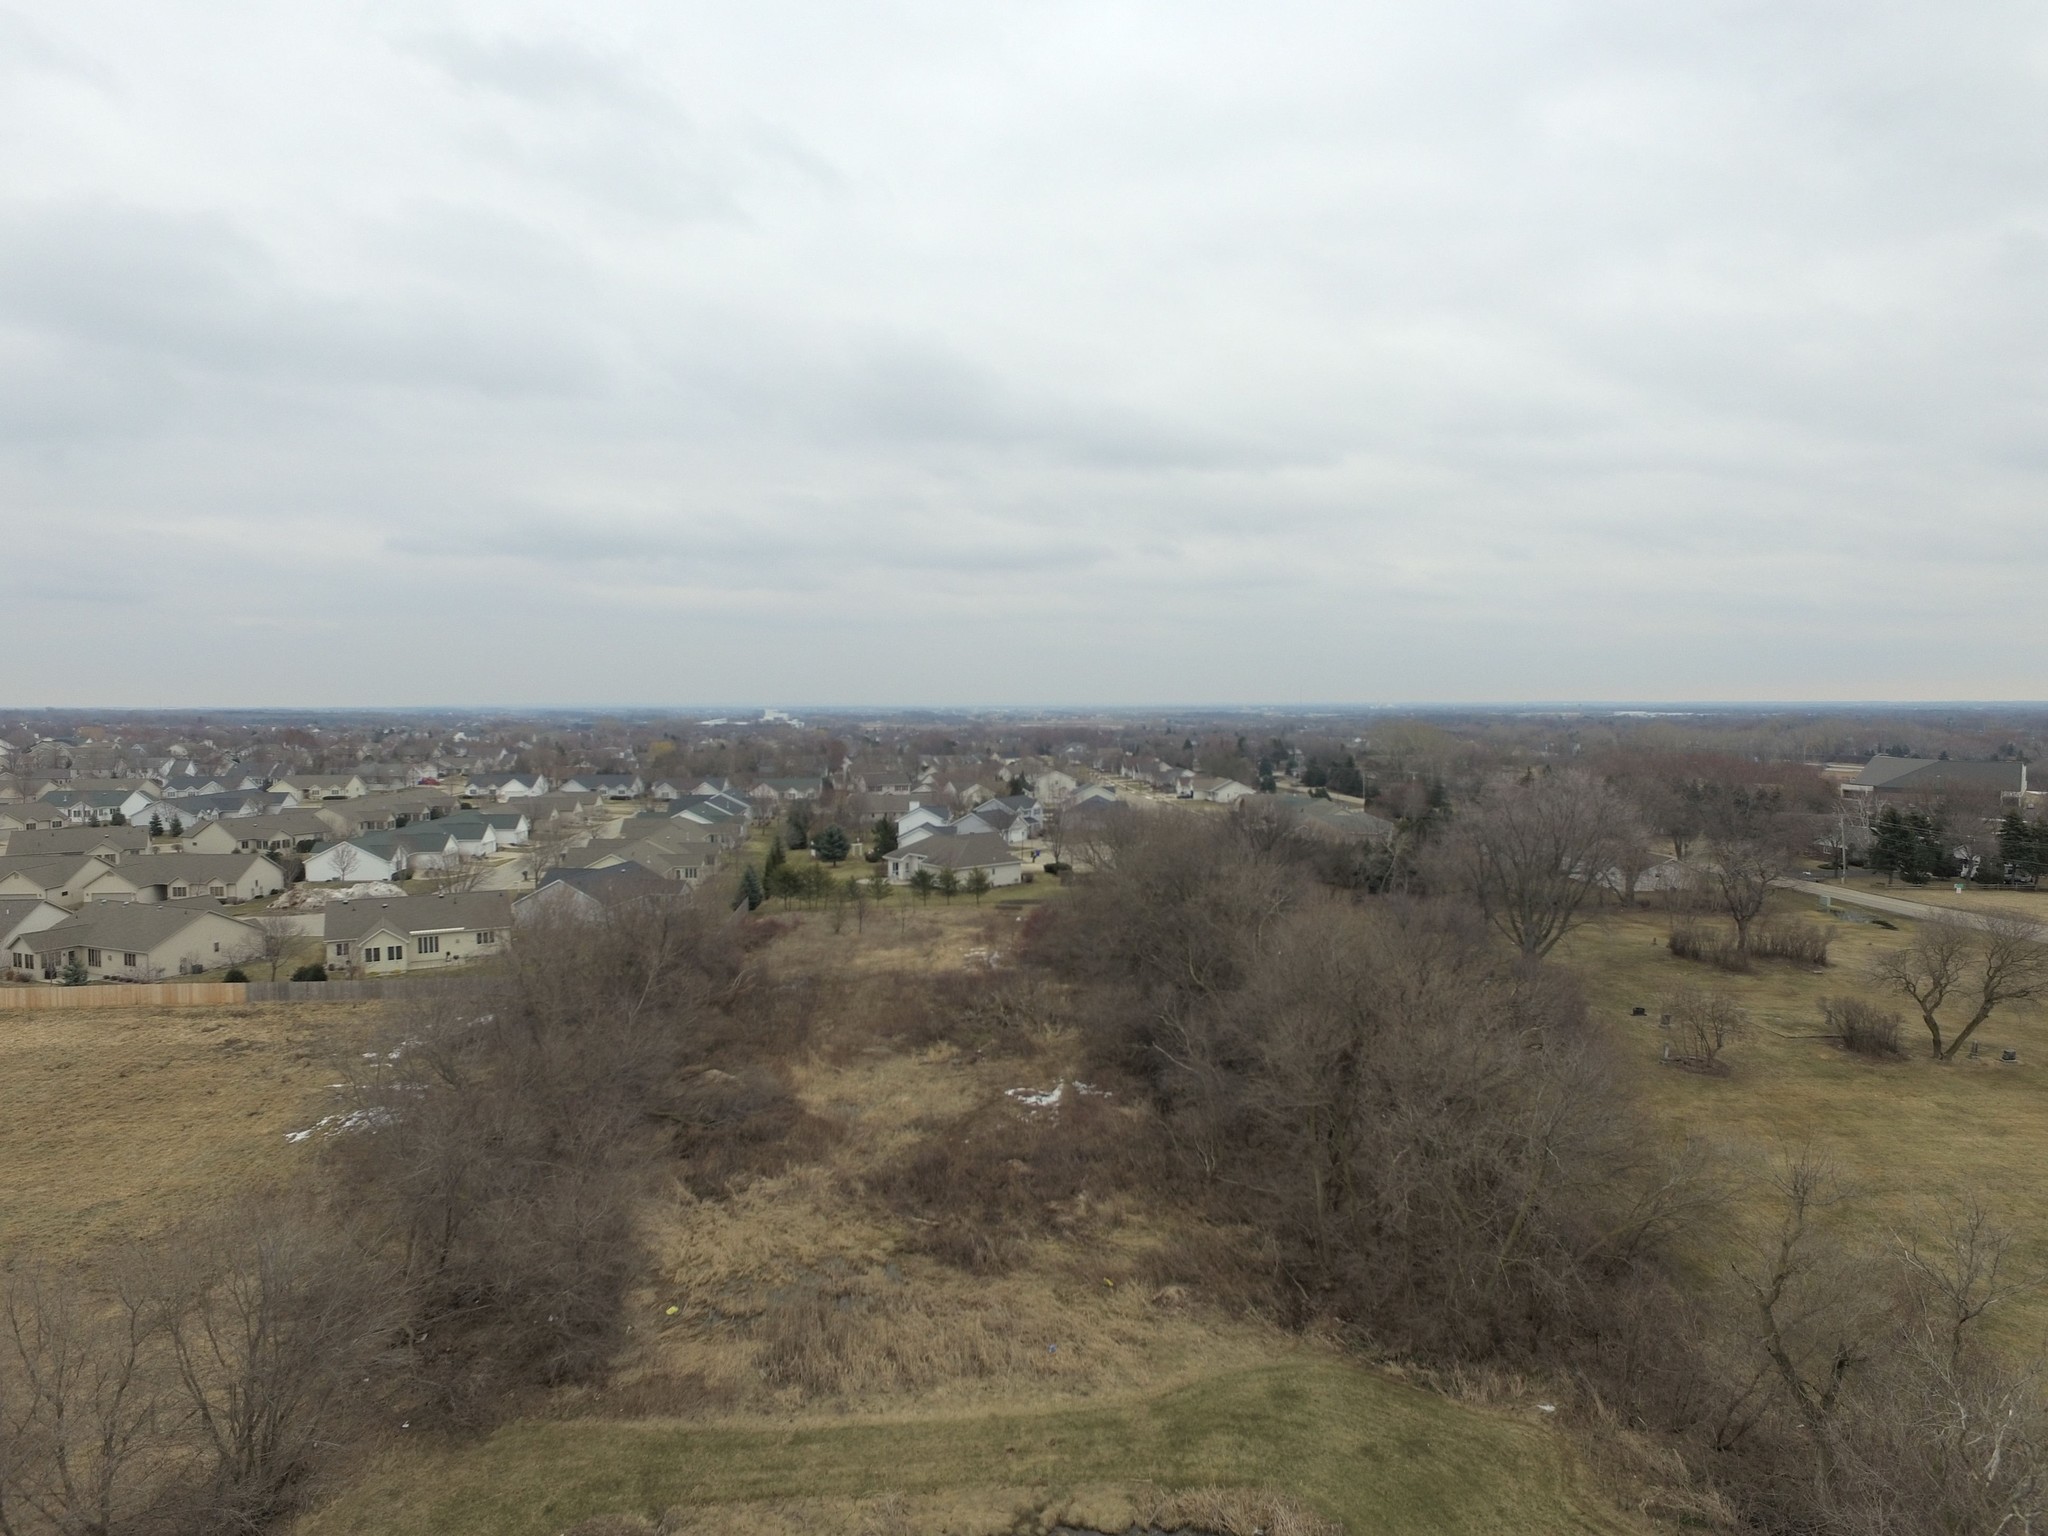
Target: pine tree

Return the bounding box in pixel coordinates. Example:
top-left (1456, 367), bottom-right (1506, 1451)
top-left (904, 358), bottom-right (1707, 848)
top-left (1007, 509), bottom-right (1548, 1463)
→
top-left (937, 866), bottom-right (960, 902)
top-left (870, 817), bottom-right (898, 858)
top-left (1998, 810), bottom-right (2030, 878)
top-left (1871, 806), bottom-right (1913, 884)
top-left (148, 812), bottom-right (163, 838)
top-left (814, 825), bottom-right (850, 864)
top-left (764, 835), bottom-right (786, 875)
top-left (966, 867), bottom-right (991, 903)
top-left (736, 864), bottom-right (764, 911)
top-left (167, 814), bottom-right (184, 839)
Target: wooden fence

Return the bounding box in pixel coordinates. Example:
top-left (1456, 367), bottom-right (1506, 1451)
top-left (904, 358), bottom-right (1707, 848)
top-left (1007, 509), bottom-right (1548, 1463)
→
top-left (0, 977), bottom-right (479, 1010)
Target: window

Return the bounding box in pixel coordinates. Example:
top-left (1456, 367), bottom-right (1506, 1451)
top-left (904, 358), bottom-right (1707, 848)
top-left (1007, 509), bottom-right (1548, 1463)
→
top-left (416, 935), bottom-right (440, 955)
top-left (475, 931), bottom-right (497, 945)
top-left (364, 946), bottom-right (382, 962)
top-left (124, 953), bottom-right (138, 967)
top-left (87, 949), bottom-right (101, 966)
top-left (171, 885), bottom-right (188, 897)
top-left (334, 941), bottom-right (351, 958)
top-left (682, 867), bottom-right (699, 881)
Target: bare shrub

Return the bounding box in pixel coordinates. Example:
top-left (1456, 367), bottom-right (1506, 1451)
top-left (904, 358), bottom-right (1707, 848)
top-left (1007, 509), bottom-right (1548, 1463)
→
top-left (1749, 920), bottom-right (1831, 967)
top-left (1160, 898), bottom-right (1684, 1361)
top-left (0, 1264), bottom-right (169, 1536)
top-left (1664, 985), bottom-right (1749, 1069)
top-left (1820, 996), bottom-right (1904, 1059)
top-left (326, 891), bottom-right (752, 1421)
top-left (669, 1066), bottom-right (838, 1196)
top-left (1667, 920), bottom-right (1751, 973)
top-left (871, 1092), bottom-right (1167, 1274)
top-left (144, 1201), bottom-right (393, 1531)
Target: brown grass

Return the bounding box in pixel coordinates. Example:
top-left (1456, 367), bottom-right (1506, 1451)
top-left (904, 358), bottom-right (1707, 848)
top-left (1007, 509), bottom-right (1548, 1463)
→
top-left (0, 1001), bottom-right (383, 1259)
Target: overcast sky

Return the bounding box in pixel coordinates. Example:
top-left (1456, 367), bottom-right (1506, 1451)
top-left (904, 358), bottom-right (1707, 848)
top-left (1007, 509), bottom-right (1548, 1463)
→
top-left (3, 2), bottom-right (2045, 708)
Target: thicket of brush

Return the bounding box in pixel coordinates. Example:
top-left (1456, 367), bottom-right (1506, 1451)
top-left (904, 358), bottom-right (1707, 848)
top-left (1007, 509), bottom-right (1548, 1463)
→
top-left (0, 893), bottom-right (814, 1535)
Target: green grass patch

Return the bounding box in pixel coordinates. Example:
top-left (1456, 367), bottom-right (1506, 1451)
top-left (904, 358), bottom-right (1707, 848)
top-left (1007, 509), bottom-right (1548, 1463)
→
top-left (298, 1362), bottom-right (1636, 1536)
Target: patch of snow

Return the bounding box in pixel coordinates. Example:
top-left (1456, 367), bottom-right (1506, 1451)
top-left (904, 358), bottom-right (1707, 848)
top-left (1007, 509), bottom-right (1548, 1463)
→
top-left (1005, 1081), bottom-right (1109, 1115)
top-left (283, 1107), bottom-right (396, 1144)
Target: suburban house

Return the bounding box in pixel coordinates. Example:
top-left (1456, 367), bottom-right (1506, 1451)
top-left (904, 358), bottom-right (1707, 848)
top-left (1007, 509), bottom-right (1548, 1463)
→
top-left (10, 905), bottom-right (258, 981)
top-left (190, 809), bottom-right (339, 856)
top-left (430, 813), bottom-right (502, 859)
top-left (515, 863), bottom-right (669, 922)
top-left (38, 788), bottom-right (155, 825)
top-left (895, 804), bottom-right (954, 846)
top-left (270, 773), bottom-right (368, 800)
top-left (748, 777), bottom-right (826, 810)
top-left (885, 832), bottom-right (1025, 887)
top-left (562, 822), bottom-right (719, 885)
top-left (1189, 777), bottom-right (1256, 804)
top-left (560, 773), bottom-right (644, 799)
top-left (0, 825), bottom-right (151, 862)
top-left (323, 891), bottom-right (514, 975)
top-left (0, 805), bottom-right (69, 833)
top-left (463, 772), bottom-right (549, 801)
top-left (0, 856), bottom-right (129, 909)
top-left (0, 897), bottom-right (69, 965)
top-left (76, 853), bottom-right (288, 905)
top-left (304, 827), bottom-right (459, 884)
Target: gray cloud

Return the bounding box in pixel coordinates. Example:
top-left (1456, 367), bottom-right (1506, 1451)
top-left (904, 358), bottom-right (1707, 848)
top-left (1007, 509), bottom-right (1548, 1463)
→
top-left (3, 1), bottom-right (2048, 706)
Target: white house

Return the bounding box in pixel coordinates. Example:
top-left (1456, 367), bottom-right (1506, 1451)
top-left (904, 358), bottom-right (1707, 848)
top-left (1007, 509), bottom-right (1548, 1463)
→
top-left (323, 891), bottom-right (514, 975)
top-left (885, 832), bottom-right (1024, 887)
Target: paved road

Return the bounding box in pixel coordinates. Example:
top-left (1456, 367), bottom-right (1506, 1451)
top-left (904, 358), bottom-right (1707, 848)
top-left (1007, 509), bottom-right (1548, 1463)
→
top-left (1774, 879), bottom-right (2048, 939)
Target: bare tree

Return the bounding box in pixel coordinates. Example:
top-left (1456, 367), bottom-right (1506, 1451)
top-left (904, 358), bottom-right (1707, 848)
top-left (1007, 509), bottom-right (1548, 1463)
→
top-left (0, 1265), bottom-right (166, 1536)
top-left (523, 817), bottom-right (580, 887)
top-left (1452, 770), bottom-right (1630, 957)
top-left (1871, 913), bottom-right (2048, 1060)
top-left (1707, 836), bottom-right (1793, 954)
top-left (322, 839), bottom-right (360, 886)
top-left (1731, 1154), bottom-right (1870, 1510)
top-left (240, 916), bottom-right (299, 983)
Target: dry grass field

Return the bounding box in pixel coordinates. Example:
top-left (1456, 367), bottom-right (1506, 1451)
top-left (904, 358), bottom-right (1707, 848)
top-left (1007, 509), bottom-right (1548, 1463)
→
top-left (1557, 891), bottom-right (2048, 1338)
top-left (294, 904), bottom-right (1644, 1536)
top-left (18, 882), bottom-right (2047, 1535)
top-left (0, 1001), bottom-right (382, 1259)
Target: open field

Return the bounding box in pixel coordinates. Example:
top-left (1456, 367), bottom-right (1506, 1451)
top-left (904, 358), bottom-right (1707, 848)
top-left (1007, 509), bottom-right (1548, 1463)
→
top-left (17, 885), bottom-right (2046, 1534)
top-left (0, 1001), bottom-right (381, 1258)
top-left (1558, 893), bottom-right (2048, 1337)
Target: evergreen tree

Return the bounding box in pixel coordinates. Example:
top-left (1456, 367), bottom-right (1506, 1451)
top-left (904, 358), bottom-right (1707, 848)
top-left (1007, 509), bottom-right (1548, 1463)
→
top-left (868, 867), bottom-right (893, 902)
top-left (109, 809), bottom-right (125, 826)
top-left (814, 825), bottom-right (850, 864)
top-left (1999, 811), bottom-right (2032, 879)
top-left (1007, 773), bottom-right (1032, 797)
top-left (148, 812), bottom-right (163, 838)
top-left (736, 864), bottom-right (764, 911)
top-left (1906, 810), bottom-right (1945, 881)
top-left (909, 868), bottom-right (936, 902)
top-left (870, 817), bottom-right (898, 858)
top-left (966, 867), bottom-right (991, 903)
top-left (937, 866), bottom-right (960, 902)
top-left (764, 835), bottom-right (787, 876)
top-left (1871, 806), bottom-right (1913, 883)
top-left (167, 814), bottom-right (184, 839)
